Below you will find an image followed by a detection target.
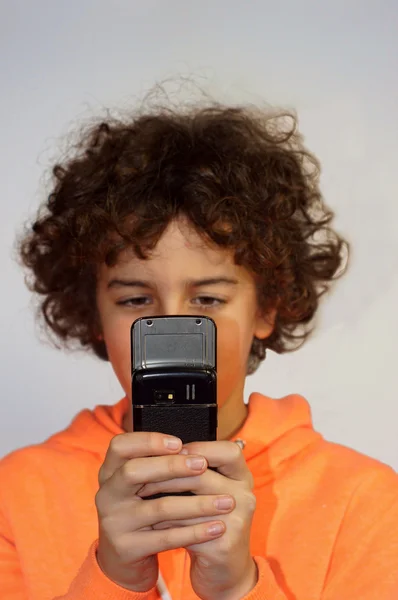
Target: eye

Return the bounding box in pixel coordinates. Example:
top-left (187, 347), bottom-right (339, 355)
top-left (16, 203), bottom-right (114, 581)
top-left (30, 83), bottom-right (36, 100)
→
top-left (192, 296), bottom-right (226, 308)
top-left (116, 297), bottom-right (151, 307)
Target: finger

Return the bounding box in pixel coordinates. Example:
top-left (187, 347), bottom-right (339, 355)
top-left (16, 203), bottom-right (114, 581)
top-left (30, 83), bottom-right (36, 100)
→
top-left (101, 494), bottom-right (235, 532)
top-left (99, 432), bottom-right (183, 484)
top-left (118, 521), bottom-right (226, 559)
top-left (180, 441), bottom-right (251, 483)
top-left (138, 467), bottom-right (232, 499)
top-left (100, 454), bottom-right (208, 502)
top-left (152, 516), bottom-right (218, 530)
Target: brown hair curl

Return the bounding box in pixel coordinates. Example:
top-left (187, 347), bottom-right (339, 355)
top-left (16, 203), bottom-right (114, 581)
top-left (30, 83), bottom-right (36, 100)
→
top-left (19, 102), bottom-right (349, 374)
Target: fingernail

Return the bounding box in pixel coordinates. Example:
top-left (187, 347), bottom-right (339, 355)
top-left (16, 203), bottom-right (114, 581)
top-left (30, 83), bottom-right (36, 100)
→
top-left (164, 437), bottom-right (181, 450)
top-left (207, 522), bottom-right (224, 536)
top-left (186, 456), bottom-right (206, 470)
top-left (215, 496), bottom-right (234, 510)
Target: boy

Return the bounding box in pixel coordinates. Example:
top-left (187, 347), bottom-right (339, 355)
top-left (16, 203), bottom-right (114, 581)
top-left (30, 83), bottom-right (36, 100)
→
top-left (1, 102), bottom-right (397, 600)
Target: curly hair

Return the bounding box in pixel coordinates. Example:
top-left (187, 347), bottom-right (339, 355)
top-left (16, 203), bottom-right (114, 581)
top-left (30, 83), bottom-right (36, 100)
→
top-left (18, 101), bottom-right (349, 374)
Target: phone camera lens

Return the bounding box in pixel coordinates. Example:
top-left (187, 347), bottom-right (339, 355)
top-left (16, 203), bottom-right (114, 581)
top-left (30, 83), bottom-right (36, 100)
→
top-left (146, 320), bottom-right (153, 326)
top-left (153, 390), bottom-right (175, 404)
top-left (196, 319), bottom-right (202, 325)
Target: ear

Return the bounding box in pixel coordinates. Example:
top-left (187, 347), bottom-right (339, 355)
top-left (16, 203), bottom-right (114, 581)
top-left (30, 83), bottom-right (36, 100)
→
top-left (254, 307), bottom-right (277, 340)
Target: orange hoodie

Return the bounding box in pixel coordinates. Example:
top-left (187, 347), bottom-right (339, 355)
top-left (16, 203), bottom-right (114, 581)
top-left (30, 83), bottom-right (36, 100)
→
top-left (1, 392), bottom-right (398, 600)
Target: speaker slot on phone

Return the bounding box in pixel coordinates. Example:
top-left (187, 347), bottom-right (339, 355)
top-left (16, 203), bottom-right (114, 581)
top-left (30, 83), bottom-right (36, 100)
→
top-left (185, 384), bottom-right (196, 400)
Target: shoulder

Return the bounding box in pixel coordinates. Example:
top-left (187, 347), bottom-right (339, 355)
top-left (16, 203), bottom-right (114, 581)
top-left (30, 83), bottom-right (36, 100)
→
top-left (286, 391), bottom-right (398, 495)
top-left (310, 437), bottom-right (398, 508)
top-left (0, 442), bottom-right (75, 491)
top-left (0, 399), bottom-right (118, 482)
top-left (0, 435), bottom-right (100, 507)
top-left (0, 442), bottom-right (56, 473)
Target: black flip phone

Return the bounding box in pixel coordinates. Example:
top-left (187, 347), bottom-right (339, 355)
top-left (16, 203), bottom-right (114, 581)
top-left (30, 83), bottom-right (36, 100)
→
top-left (131, 315), bottom-right (217, 444)
top-left (131, 316), bottom-right (217, 498)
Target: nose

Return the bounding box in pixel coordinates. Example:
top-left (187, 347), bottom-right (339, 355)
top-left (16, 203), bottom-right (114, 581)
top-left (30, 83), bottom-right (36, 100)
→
top-left (155, 297), bottom-right (187, 316)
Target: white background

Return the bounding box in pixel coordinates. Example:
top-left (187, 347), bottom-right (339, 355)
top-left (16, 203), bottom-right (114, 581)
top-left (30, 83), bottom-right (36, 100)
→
top-left (0, 1), bottom-right (397, 470)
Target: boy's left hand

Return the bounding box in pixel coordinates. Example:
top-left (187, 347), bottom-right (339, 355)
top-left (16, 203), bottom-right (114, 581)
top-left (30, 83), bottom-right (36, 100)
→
top-left (138, 441), bottom-right (258, 600)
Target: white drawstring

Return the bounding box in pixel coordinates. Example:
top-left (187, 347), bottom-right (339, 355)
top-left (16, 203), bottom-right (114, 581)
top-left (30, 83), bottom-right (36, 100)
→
top-left (157, 570), bottom-right (173, 600)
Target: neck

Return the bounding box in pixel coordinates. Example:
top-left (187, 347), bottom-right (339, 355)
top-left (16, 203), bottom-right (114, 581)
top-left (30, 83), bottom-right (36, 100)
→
top-left (217, 392), bottom-right (248, 440)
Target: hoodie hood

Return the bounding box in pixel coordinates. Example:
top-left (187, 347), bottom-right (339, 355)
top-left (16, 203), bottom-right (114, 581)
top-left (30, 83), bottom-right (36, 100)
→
top-left (46, 392), bottom-right (322, 483)
top-left (233, 393), bottom-right (322, 486)
top-left (46, 397), bottom-right (128, 460)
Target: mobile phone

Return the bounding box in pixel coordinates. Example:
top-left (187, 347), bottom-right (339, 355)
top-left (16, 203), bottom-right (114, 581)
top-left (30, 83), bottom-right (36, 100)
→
top-left (131, 315), bottom-right (217, 444)
top-left (131, 315), bottom-right (217, 499)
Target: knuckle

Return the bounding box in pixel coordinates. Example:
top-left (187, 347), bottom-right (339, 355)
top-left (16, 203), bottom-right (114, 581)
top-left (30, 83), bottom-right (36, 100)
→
top-left (230, 441), bottom-right (243, 461)
top-left (98, 513), bottom-right (115, 539)
top-left (157, 529), bottom-right (172, 550)
top-left (196, 554), bottom-right (212, 568)
top-left (185, 442), bottom-right (199, 454)
top-left (100, 526), bottom-right (141, 564)
top-left (243, 491), bottom-right (257, 514)
top-left (95, 486), bottom-right (113, 519)
top-left (121, 460), bottom-right (139, 484)
top-left (218, 534), bottom-right (234, 555)
top-left (109, 433), bottom-right (125, 456)
top-left (143, 431), bottom-right (157, 450)
top-left (199, 495), bottom-right (211, 515)
top-left (98, 464), bottom-right (106, 486)
top-left (112, 534), bottom-right (132, 562)
top-left (145, 431), bottom-right (165, 453)
top-left (238, 468), bottom-right (254, 491)
top-left (154, 497), bottom-right (170, 520)
top-left (195, 524), bottom-right (207, 543)
top-left (166, 454), bottom-right (179, 476)
top-left (230, 512), bottom-right (246, 531)
top-left (94, 489), bottom-right (105, 515)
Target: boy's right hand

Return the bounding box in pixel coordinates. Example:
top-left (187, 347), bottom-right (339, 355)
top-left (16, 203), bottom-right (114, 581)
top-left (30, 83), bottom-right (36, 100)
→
top-left (95, 432), bottom-right (234, 593)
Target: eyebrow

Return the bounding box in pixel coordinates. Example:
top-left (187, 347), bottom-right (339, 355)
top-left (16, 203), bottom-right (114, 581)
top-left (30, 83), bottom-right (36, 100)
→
top-left (107, 277), bottom-right (239, 289)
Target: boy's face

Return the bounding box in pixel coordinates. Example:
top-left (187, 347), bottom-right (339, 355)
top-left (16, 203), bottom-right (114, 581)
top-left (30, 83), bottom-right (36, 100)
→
top-left (96, 217), bottom-right (275, 436)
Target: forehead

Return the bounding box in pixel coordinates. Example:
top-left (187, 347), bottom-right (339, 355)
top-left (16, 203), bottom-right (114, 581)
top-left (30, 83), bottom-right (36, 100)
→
top-left (100, 218), bottom-right (239, 280)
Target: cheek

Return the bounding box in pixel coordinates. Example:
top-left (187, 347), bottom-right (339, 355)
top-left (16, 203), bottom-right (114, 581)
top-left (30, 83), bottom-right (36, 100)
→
top-left (215, 315), bottom-right (254, 402)
top-left (102, 315), bottom-right (132, 398)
